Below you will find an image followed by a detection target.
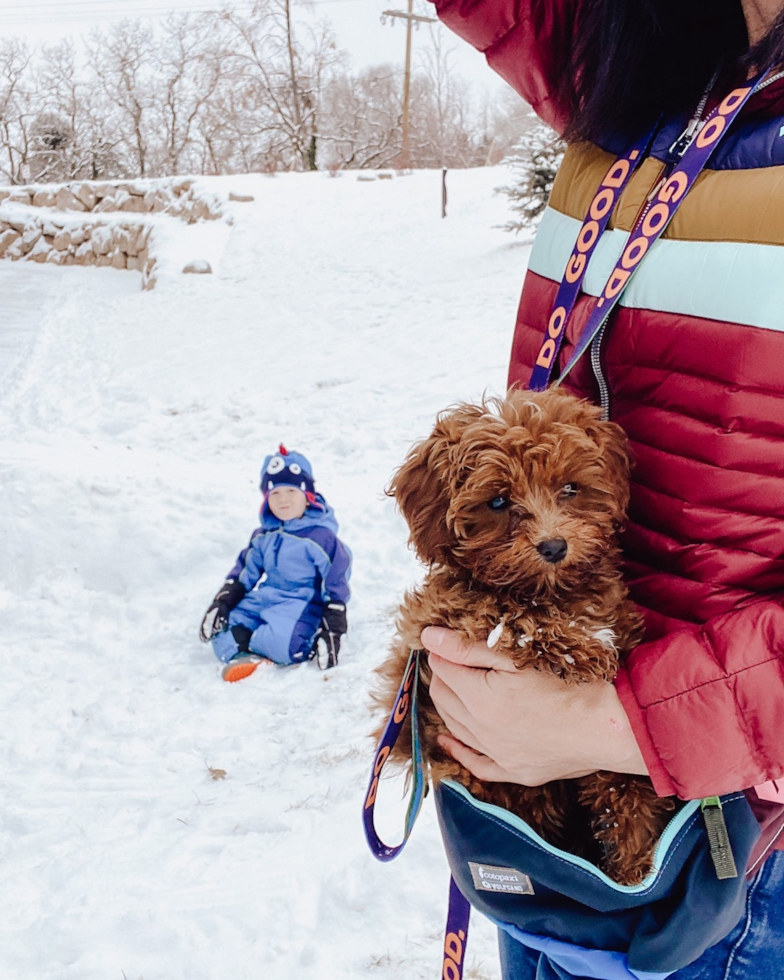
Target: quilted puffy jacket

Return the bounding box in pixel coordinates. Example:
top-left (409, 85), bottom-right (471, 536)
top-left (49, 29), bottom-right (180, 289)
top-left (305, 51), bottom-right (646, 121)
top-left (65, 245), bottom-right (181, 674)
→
top-left (429, 0), bottom-right (784, 862)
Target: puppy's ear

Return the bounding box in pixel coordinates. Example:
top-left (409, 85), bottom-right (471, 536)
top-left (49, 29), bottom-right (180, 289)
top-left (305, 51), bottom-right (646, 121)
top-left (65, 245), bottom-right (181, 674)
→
top-left (388, 406), bottom-right (482, 565)
top-left (584, 417), bottom-right (632, 517)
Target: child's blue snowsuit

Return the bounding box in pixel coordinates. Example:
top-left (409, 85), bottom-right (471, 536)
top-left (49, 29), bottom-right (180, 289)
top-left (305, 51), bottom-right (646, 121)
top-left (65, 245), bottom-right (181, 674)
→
top-left (211, 494), bottom-right (351, 666)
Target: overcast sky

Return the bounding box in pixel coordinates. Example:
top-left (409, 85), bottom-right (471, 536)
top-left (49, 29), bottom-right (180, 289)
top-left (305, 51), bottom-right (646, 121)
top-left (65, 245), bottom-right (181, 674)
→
top-left (0, 0), bottom-right (506, 94)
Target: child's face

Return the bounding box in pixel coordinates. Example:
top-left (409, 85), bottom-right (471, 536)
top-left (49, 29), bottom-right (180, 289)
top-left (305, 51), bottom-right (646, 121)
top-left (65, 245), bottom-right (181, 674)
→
top-left (268, 486), bottom-right (308, 521)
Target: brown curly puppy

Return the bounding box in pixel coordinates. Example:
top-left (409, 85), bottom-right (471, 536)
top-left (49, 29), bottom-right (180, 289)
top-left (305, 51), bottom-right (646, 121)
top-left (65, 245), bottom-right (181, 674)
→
top-left (373, 387), bottom-right (677, 885)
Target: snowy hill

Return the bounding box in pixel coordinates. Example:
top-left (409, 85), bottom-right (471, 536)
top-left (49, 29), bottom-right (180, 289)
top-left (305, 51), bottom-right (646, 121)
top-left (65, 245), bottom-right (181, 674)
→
top-left (0, 168), bottom-right (532, 980)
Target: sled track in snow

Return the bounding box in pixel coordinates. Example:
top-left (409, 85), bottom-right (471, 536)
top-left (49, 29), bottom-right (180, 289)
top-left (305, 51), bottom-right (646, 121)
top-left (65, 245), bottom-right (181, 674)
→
top-left (0, 264), bottom-right (64, 391)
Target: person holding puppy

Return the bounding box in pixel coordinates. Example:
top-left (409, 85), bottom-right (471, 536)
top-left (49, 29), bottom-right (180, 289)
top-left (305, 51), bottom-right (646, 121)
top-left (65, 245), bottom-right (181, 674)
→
top-left (421, 0), bottom-right (784, 976)
top-left (199, 446), bottom-right (351, 682)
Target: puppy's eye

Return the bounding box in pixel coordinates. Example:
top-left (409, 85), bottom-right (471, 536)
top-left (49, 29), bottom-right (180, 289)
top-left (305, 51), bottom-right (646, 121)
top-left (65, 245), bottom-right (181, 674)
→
top-left (560, 483), bottom-right (579, 499)
top-left (487, 496), bottom-right (510, 512)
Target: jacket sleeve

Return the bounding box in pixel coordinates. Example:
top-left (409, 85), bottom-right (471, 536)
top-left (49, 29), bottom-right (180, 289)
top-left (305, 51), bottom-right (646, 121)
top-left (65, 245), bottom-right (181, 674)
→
top-left (428, 0), bottom-right (580, 132)
top-left (310, 533), bottom-right (352, 607)
top-left (226, 528), bottom-right (265, 592)
top-left (615, 598), bottom-right (784, 800)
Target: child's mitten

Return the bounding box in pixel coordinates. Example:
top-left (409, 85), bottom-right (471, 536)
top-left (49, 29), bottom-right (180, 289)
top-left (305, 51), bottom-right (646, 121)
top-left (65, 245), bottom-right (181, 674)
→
top-left (313, 602), bottom-right (347, 669)
top-left (199, 579), bottom-right (247, 642)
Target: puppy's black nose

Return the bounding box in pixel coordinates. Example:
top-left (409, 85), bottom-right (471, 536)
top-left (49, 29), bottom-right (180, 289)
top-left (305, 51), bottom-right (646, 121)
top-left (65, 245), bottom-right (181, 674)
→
top-left (536, 538), bottom-right (568, 564)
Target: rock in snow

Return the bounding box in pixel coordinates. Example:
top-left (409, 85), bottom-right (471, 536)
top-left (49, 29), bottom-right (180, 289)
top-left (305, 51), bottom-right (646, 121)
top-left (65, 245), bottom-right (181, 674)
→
top-left (182, 259), bottom-right (212, 275)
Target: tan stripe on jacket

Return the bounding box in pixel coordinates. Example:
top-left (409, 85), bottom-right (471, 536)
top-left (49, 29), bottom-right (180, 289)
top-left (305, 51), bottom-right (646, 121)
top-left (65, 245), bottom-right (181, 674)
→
top-left (550, 142), bottom-right (784, 247)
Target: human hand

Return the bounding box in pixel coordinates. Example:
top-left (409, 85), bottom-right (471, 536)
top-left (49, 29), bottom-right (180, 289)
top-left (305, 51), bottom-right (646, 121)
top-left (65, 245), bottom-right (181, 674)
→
top-left (423, 626), bottom-right (648, 786)
top-left (313, 603), bottom-right (347, 669)
top-left (199, 606), bottom-right (227, 643)
top-left (198, 579), bottom-right (246, 643)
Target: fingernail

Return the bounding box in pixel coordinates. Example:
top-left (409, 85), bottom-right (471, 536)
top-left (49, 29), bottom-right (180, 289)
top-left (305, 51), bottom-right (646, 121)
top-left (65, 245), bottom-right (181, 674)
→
top-left (421, 626), bottom-right (444, 651)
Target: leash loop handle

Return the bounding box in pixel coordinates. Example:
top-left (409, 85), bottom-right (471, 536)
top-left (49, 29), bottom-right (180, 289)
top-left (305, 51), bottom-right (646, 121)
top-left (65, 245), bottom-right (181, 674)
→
top-left (362, 648), bottom-right (426, 861)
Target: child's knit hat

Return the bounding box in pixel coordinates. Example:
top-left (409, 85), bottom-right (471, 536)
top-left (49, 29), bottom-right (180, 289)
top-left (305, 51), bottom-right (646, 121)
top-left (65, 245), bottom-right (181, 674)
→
top-left (260, 445), bottom-right (315, 497)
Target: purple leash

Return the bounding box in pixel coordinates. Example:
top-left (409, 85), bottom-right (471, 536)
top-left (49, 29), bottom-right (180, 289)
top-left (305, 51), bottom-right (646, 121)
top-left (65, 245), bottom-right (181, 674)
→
top-left (362, 650), bottom-right (473, 978)
top-left (529, 68), bottom-right (772, 393)
top-left (527, 123), bottom-right (657, 391)
top-left (442, 877), bottom-right (472, 980)
top-left (362, 648), bottom-right (426, 860)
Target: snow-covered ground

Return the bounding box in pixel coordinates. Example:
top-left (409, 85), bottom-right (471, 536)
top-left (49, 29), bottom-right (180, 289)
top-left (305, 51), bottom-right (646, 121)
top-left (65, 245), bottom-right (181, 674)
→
top-left (0, 168), bottom-right (531, 980)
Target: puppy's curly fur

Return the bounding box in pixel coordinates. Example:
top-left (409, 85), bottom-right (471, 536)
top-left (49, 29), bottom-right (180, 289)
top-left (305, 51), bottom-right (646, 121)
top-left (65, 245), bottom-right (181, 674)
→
top-left (374, 388), bottom-right (676, 885)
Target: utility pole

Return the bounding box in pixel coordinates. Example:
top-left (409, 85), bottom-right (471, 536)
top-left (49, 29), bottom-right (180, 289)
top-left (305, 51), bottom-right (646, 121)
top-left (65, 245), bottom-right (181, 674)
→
top-left (383, 1), bottom-right (436, 168)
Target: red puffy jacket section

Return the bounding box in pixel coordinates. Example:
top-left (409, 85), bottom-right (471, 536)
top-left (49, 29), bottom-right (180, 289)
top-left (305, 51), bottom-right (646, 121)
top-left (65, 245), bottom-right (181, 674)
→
top-left (512, 281), bottom-right (784, 803)
top-left (431, 0), bottom-right (578, 131)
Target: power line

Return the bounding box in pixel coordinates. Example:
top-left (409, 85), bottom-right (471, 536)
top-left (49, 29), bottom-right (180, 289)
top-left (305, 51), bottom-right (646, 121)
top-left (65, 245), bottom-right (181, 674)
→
top-left (0, 0), bottom-right (250, 15)
top-left (0, 0), bottom-right (359, 29)
top-left (0, 3), bottom-right (258, 23)
top-left (0, 0), bottom-right (241, 7)
top-left (0, 0), bottom-right (355, 23)
top-left (0, 0), bottom-right (351, 8)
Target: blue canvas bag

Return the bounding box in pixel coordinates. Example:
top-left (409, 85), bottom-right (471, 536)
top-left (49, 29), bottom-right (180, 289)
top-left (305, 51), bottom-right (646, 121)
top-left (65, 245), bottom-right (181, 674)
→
top-left (436, 780), bottom-right (761, 980)
top-left (364, 650), bottom-right (762, 980)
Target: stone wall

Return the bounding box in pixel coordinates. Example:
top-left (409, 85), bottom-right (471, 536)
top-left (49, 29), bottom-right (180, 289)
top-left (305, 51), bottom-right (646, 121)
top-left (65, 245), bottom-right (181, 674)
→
top-left (0, 177), bottom-right (223, 223)
top-left (0, 218), bottom-right (150, 270)
top-left (0, 177), bottom-right (227, 290)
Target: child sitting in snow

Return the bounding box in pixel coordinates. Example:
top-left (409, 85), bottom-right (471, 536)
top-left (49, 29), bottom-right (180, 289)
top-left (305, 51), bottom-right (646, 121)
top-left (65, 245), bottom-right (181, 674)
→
top-left (199, 445), bottom-right (351, 682)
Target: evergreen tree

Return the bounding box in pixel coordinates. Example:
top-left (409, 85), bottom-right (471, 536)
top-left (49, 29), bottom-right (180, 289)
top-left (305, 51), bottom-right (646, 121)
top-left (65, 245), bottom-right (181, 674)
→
top-left (498, 120), bottom-right (566, 233)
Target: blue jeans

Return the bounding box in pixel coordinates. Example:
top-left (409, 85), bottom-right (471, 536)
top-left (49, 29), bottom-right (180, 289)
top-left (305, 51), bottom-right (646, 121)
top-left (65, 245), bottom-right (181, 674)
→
top-left (498, 851), bottom-right (784, 979)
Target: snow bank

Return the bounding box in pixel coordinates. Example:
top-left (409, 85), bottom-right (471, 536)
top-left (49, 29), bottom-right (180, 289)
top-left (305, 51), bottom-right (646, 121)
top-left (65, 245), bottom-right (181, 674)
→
top-left (0, 167), bottom-right (531, 979)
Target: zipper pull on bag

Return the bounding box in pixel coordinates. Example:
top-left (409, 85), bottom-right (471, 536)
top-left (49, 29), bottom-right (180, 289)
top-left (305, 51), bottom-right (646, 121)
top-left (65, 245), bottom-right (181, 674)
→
top-left (701, 797), bottom-right (738, 880)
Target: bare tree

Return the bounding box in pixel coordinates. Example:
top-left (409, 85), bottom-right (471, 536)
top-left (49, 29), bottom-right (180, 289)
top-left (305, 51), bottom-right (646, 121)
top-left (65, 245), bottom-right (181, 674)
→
top-left (478, 87), bottom-right (536, 165)
top-left (0, 8), bottom-right (529, 184)
top-left (320, 43), bottom-right (504, 171)
top-left (319, 66), bottom-right (403, 170)
top-left (412, 30), bottom-right (474, 167)
top-left (0, 39), bottom-right (34, 184)
top-left (87, 20), bottom-right (157, 177)
top-left (216, 1), bottom-right (343, 173)
top-left (27, 111), bottom-right (74, 183)
top-left (28, 41), bottom-right (111, 182)
top-left (148, 13), bottom-right (225, 175)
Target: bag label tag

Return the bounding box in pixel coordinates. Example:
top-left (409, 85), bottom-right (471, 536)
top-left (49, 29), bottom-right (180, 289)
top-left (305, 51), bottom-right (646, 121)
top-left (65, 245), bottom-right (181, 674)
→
top-left (468, 862), bottom-right (535, 895)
